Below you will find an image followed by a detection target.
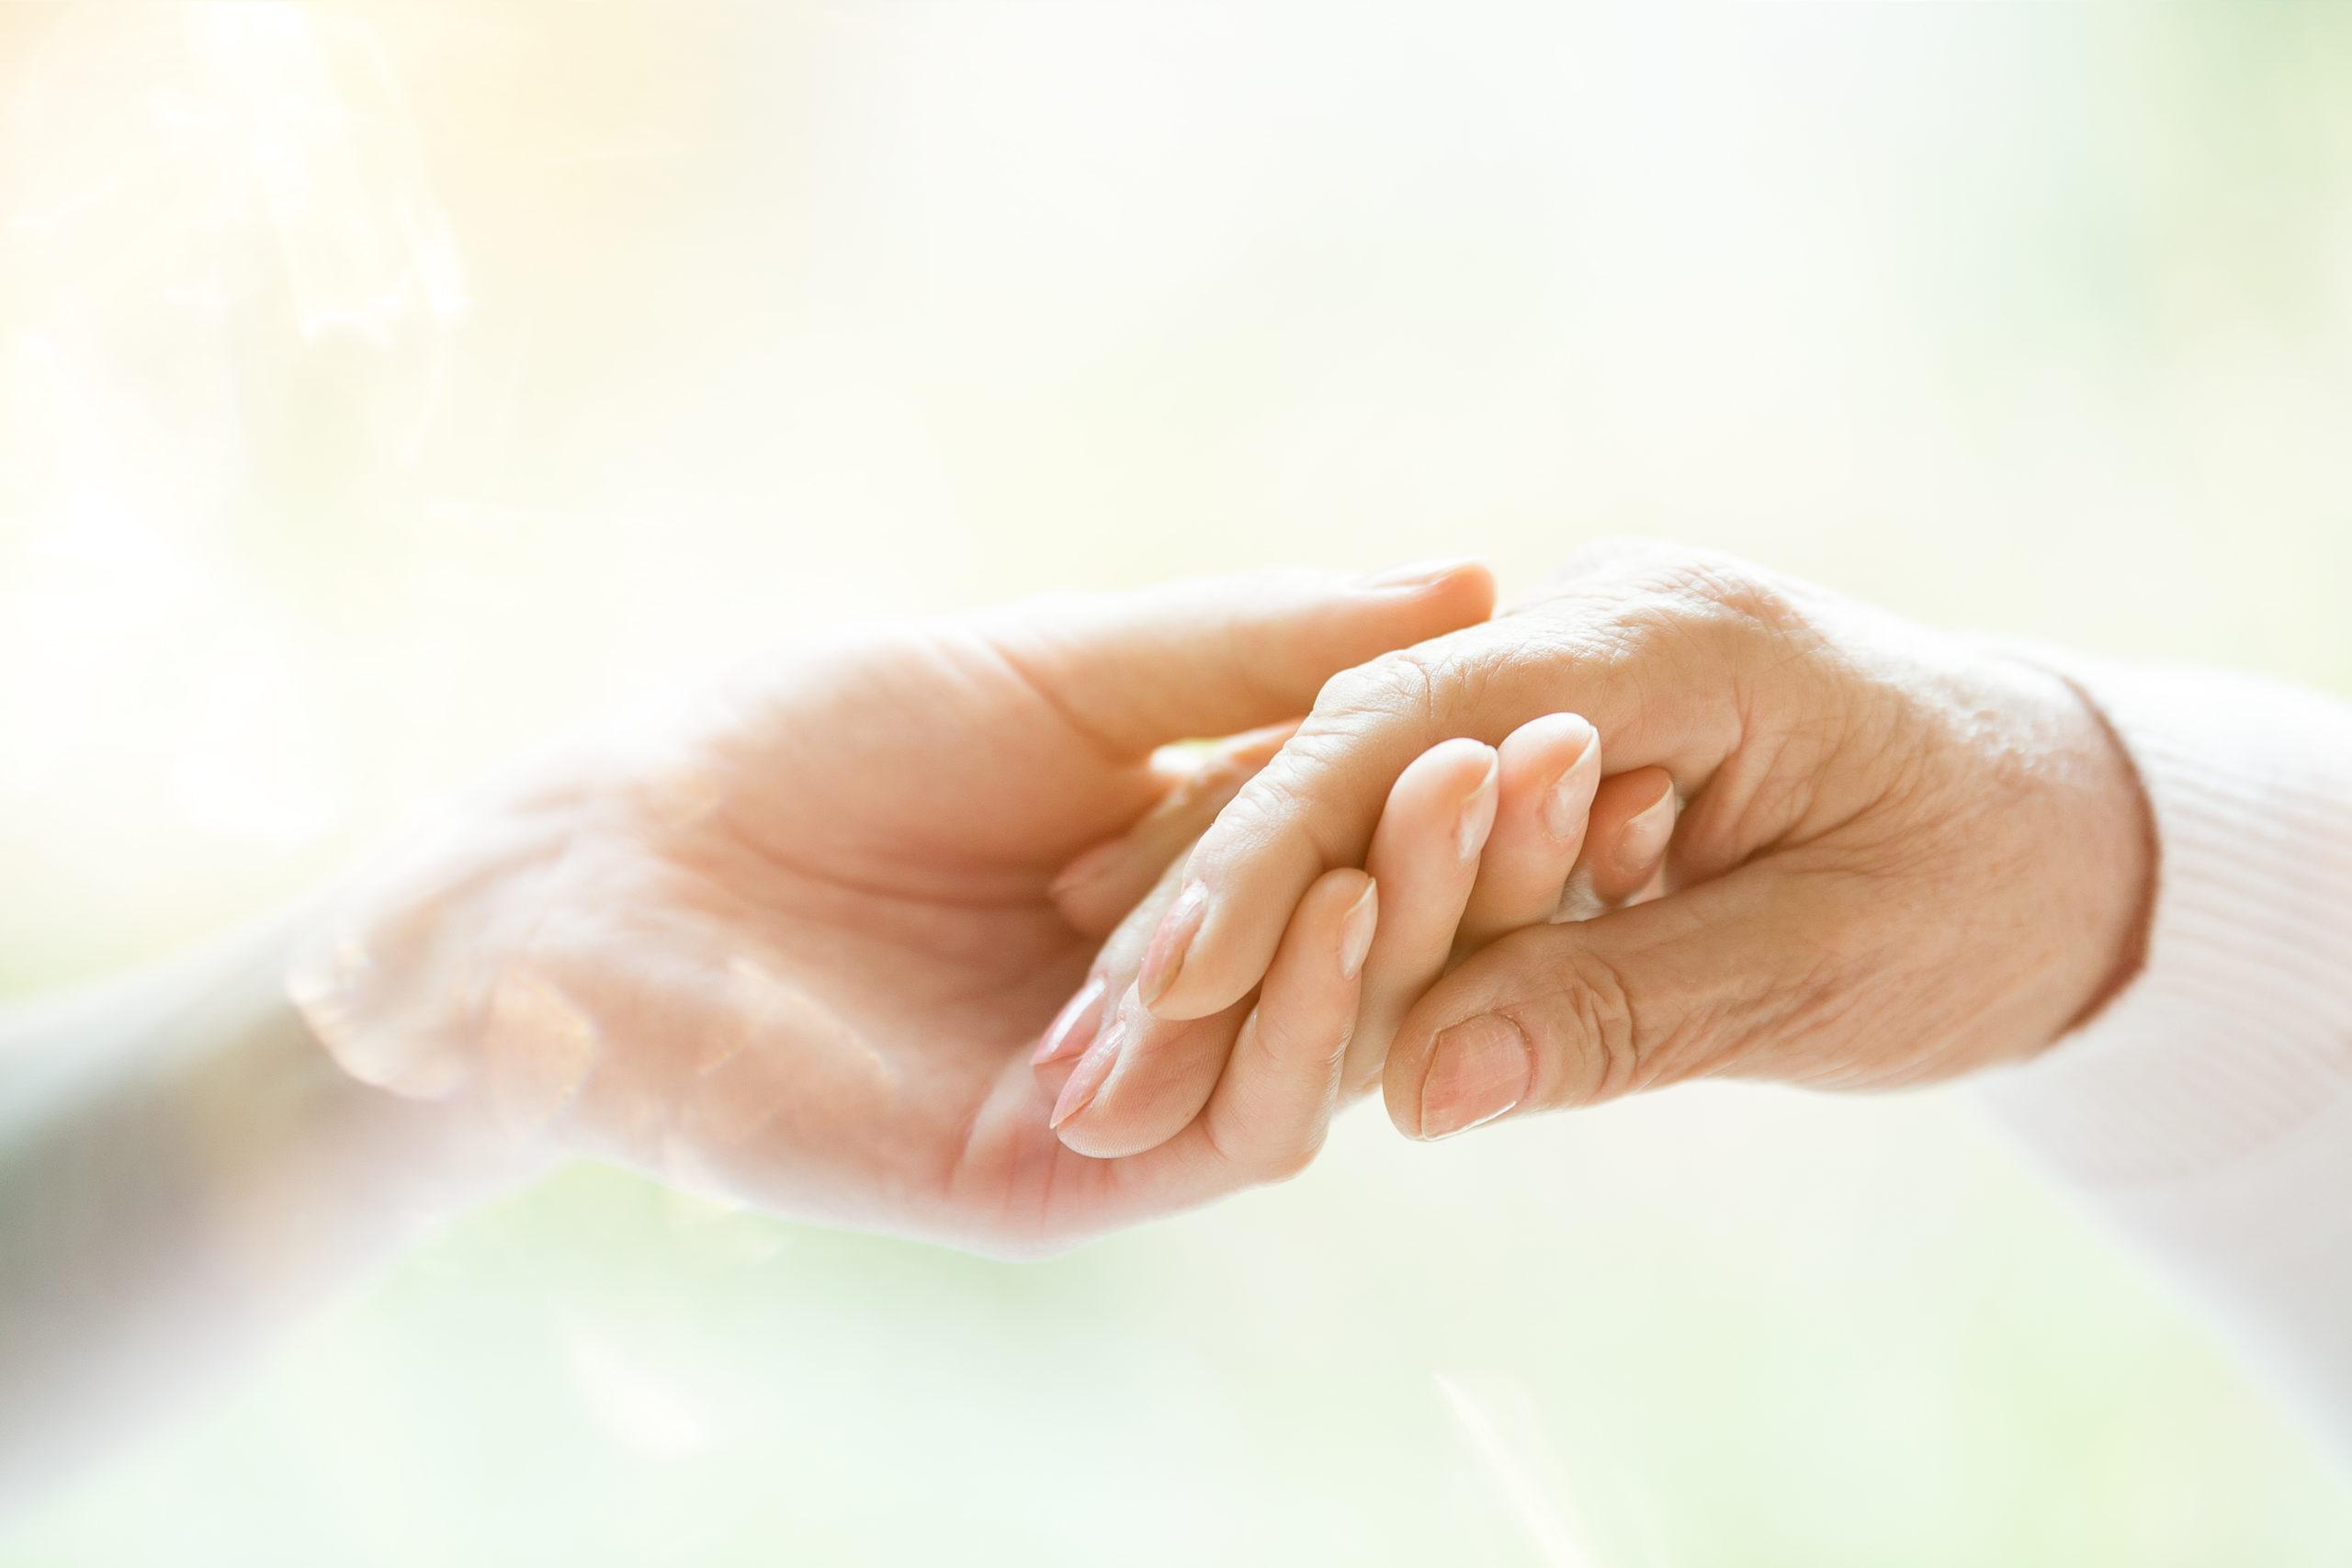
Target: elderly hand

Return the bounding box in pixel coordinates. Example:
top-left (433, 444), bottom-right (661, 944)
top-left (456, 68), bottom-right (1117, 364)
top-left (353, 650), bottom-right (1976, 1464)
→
top-left (1138, 543), bottom-right (2156, 1139)
top-left (288, 564), bottom-right (1493, 1254)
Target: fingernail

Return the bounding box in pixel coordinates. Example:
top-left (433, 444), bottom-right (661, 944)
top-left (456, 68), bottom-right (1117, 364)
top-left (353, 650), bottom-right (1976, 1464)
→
top-left (1338, 881), bottom-right (1379, 979)
top-left (1050, 1021), bottom-right (1125, 1130)
top-left (1618, 787), bottom-right (1676, 877)
top-left (1540, 728), bottom-right (1601, 840)
top-left (1419, 1012), bottom-right (1532, 1139)
top-left (1033, 975), bottom-right (1109, 1066)
top-left (1137, 880), bottom-right (1208, 1010)
top-left (1363, 557), bottom-right (1481, 592)
top-left (1048, 840), bottom-right (1125, 901)
top-left (1453, 751), bottom-right (1500, 861)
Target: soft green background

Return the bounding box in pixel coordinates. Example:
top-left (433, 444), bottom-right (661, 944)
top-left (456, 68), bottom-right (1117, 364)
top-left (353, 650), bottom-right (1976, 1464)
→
top-left (5, 5), bottom-right (2350, 1563)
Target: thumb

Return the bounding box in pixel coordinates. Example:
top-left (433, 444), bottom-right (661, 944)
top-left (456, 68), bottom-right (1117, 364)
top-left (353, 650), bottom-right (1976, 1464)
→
top-left (1383, 863), bottom-right (1868, 1139)
top-left (969, 560), bottom-right (1495, 760)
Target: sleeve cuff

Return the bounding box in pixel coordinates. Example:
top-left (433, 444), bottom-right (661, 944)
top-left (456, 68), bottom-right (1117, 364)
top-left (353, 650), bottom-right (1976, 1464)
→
top-left (1981, 651), bottom-right (2352, 1187)
top-left (1977, 651), bottom-right (2352, 1450)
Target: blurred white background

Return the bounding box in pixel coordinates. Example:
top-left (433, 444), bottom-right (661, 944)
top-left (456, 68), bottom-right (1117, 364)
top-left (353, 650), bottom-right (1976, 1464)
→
top-left (5, 6), bottom-right (2350, 1563)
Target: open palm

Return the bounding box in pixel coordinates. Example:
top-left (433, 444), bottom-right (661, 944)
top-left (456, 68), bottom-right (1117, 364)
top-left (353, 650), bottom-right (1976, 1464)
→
top-left (295, 566), bottom-right (1491, 1254)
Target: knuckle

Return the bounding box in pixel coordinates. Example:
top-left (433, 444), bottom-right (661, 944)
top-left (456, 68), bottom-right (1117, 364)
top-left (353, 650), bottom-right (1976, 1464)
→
top-left (1559, 543), bottom-right (1804, 645)
top-left (1198, 742), bottom-right (1373, 876)
top-left (1539, 551), bottom-right (1819, 727)
top-left (1252, 1005), bottom-right (1351, 1074)
top-left (1227, 1011), bottom-right (1341, 1183)
top-left (1515, 946), bottom-right (1695, 1106)
top-left (1644, 555), bottom-right (1804, 642)
top-left (1315, 647), bottom-right (1443, 727)
top-left (1204, 1104), bottom-right (1325, 1188)
top-left (1544, 949), bottom-right (1643, 1104)
top-left (1314, 635), bottom-right (1521, 734)
top-left (1702, 571), bottom-right (1806, 645)
top-left (1201, 765), bottom-right (1308, 858)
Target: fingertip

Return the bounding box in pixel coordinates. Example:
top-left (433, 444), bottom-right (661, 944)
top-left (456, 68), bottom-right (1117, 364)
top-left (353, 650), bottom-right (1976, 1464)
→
top-left (1498, 712), bottom-right (1600, 806)
top-left (1353, 559), bottom-right (1498, 649)
top-left (1527, 716), bottom-right (1602, 844)
top-left (1143, 932), bottom-right (1285, 1023)
top-left (1140, 839), bottom-right (1323, 1021)
top-left (1335, 871), bottom-right (1378, 981)
top-left (1033, 973), bottom-right (1110, 1067)
top-left (1499, 709), bottom-right (1599, 761)
top-left (1454, 741), bottom-right (1501, 861)
top-left (1434, 558), bottom-right (1500, 622)
top-left (1372, 734), bottom-right (1501, 870)
top-left (1395, 735), bottom-right (1500, 802)
top-left (1050, 993), bottom-right (1183, 1158)
top-left (1277, 865), bottom-right (1379, 981)
top-left (1585, 765), bottom-right (1678, 904)
top-left (1362, 556), bottom-right (1496, 607)
top-left (1459, 715), bottom-right (1600, 946)
top-left (1136, 880), bottom-right (1209, 1012)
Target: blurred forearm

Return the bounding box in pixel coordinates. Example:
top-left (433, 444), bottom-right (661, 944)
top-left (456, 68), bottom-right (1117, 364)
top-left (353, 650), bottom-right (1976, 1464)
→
top-left (0, 914), bottom-right (508, 1514)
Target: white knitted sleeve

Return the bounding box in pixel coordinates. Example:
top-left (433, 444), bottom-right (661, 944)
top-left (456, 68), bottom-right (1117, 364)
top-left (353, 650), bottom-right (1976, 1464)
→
top-left (1981, 655), bottom-right (2352, 1454)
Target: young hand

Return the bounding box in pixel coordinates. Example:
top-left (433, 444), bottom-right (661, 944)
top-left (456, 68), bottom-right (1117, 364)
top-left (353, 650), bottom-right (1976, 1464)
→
top-left (288, 564), bottom-right (1496, 1255)
top-left (1038, 719), bottom-right (1680, 1158)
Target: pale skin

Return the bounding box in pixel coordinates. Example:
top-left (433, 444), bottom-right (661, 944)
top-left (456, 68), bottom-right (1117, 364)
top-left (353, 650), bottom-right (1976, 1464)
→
top-left (1045, 718), bottom-right (1681, 1158)
top-left (1, 562), bottom-right (1511, 1505)
top-left (1102, 541), bottom-right (2157, 1145)
top-left (0, 557), bottom-right (1673, 1506)
top-left (276, 562), bottom-right (1525, 1257)
top-left (4, 545), bottom-right (2158, 1508)
top-left (277, 575), bottom-right (1673, 1240)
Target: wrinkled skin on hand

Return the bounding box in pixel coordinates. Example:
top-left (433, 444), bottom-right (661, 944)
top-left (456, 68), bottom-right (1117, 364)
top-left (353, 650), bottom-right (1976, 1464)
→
top-left (1148, 544), bottom-right (2158, 1135)
top-left (289, 568), bottom-right (1494, 1255)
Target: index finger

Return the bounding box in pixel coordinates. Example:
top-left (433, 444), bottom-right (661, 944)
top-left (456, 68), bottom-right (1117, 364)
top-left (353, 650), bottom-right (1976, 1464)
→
top-left (1139, 614), bottom-right (1660, 1022)
top-left (1101, 867), bottom-right (1374, 1203)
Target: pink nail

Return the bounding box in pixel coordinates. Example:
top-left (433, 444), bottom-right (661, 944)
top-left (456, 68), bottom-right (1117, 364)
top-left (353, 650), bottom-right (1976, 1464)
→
top-left (1617, 788), bottom-right (1675, 877)
top-left (1338, 881), bottom-right (1379, 979)
top-left (1137, 880), bottom-right (1208, 1010)
top-left (1453, 750), bottom-right (1500, 860)
top-left (1418, 1012), bottom-right (1532, 1139)
top-left (1033, 975), bottom-right (1109, 1066)
top-left (1539, 726), bottom-right (1602, 840)
top-left (1050, 1021), bottom-right (1125, 1130)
